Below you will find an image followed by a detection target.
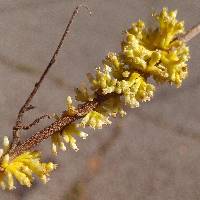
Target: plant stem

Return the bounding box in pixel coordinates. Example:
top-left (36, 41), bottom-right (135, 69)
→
top-left (181, 23), bottom-right (200, 42)
top-left (9, 94), bottom-right (113, 159)
top-left (11, 5), bottom-right (91, 150)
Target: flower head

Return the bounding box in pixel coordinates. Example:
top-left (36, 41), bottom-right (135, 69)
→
top-left (0, 151), bottom-right (56, 190)
top-left (79, 111), bottom-right (111, 129)
top-left (51, 123), bottom-right (88, 154)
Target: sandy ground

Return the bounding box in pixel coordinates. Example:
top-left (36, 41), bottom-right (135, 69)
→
top-left (0, 0), bottom-right (200, 199)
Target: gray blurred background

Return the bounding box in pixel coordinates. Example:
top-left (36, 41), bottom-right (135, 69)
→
top-left (0, 0), bottom-right (200, 199)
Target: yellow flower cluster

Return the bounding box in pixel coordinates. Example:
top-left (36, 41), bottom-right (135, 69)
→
top-left (79, 111), bottom-right (111, 129)
top-left (51, 123), bottom-right (88, 154)
top-left (122, 8), bottom-right (189, 86)
top-left (48, 8), bottom-right (189, 156)
top-left (75, 7), bottom-right (189, 130)
top-left (50, 97), bottom-right (89, 153)
top-left (0, 137), bottom-right (56, 190)
top-left (49, 8), bottom-right (189, 155)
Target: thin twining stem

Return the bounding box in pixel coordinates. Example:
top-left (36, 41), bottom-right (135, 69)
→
top-left (21, 114), bottom-right (51, 130)
top-left (9, 19), bottom-right (200, 158)
top-left (11, 5), bottom-right (92, 150)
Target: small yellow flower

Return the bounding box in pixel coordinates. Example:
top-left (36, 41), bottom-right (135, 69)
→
top-left (79, 111), bottom-right (111, 129)
top-left (51, 123), bottom-right (88, 154)
top-left (0, 151), bottom-right (56, 190)
top-left (97, 96), bottom-right (126, 117)
top-left (88, 66), bottom-right (118, 95)
top-left (66, 96), bottom-right (77, 116)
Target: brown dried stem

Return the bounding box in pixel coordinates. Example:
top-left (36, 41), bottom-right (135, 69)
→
top-left (11, 5), bottom-right (91, 150)
top-left (9, 18), bottom-right (200, 158)
top-left (9, 94), bottom-right (114, 159)
top-left (21, 114), bottom-right (51, 130)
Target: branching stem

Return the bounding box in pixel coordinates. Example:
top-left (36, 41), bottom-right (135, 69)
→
top-left (21, 114), bottom-right (52, 130)
top-left (8, 10), bottom-right (200, 159)
top-left (9, 94), bottom-right (114, 159)
top-left (11, 5), bottom-right (91, 151)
